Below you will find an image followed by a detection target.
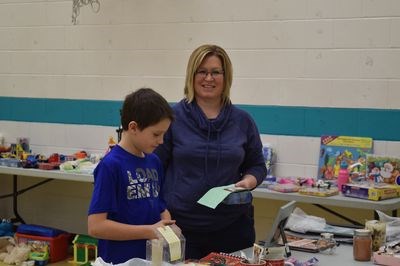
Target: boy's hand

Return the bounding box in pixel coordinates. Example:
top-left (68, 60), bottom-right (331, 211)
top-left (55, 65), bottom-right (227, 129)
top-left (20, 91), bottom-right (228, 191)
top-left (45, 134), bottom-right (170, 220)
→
top-left (150, 219), bottom-right (176, 239)
top-left (156, 219), bottom-right (176, 227)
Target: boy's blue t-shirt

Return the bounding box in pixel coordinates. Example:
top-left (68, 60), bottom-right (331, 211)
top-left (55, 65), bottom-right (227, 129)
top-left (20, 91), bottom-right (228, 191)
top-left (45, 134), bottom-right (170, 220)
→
top-left (88, 145), bottom-right (166, 264)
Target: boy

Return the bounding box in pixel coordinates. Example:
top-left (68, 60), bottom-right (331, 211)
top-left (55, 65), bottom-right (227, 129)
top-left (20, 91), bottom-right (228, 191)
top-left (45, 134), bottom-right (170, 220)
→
top-left (88, 88), bottom-right (175, 264)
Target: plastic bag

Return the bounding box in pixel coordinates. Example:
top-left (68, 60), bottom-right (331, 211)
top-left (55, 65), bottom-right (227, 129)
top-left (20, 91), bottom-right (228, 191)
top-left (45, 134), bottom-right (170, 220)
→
top-left (376, 210), bottom-right (400, 242)
top-left (285, 207), bottom-right (326, 233)
top-left (91, 257), bottom-right (176, 266)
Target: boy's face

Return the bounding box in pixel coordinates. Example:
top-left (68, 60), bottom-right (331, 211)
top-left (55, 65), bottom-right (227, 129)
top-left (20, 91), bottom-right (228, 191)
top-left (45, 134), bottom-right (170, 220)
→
top-left (130, 118), bottom-right (171, 155)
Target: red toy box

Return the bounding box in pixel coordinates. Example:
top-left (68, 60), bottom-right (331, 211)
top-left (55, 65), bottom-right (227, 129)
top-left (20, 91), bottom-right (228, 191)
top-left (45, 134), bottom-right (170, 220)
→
top-left (15, 232), bottom-right (70, 263)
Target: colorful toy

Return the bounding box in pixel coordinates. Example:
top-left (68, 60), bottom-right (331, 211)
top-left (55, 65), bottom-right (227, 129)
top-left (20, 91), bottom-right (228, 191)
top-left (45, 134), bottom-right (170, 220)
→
top-left (366, 155), bottom-right (400, 185)
top-left (317, 135), bottom-right (372, 181)
top-left (0, 219), bottom-right (14, 237)
top-left (0, 239), bottom-right (31, 265)
top-left (337, 161), bottom-right (349, 191)
top-left (29, 242), bottom-right (49, 266)
top-left (71, 234), bottom-right (98, 265)
top-left (16, 224), bottom-right (70, 263)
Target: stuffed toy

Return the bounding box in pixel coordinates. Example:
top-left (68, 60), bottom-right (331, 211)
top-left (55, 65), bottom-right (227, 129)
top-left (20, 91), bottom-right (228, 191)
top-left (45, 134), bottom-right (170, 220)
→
top-left (0, 237), bottom-right (12, 253)
top-left (0, 237), bottom-right (31, 265)
top-left (0, 219), bottom-right (14, 237)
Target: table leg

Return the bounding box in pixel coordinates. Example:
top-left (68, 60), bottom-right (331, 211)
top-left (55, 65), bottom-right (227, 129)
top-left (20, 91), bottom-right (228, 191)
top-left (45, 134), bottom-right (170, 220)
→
top-left (13, 175), bottom-right (25, 224)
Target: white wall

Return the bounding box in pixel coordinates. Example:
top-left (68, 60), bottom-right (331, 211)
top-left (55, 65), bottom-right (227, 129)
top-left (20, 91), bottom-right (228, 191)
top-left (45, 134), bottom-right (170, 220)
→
top-left (0, 0), bottom-right (399, 238)
top-left (1, 0), bottom-right (399, 175)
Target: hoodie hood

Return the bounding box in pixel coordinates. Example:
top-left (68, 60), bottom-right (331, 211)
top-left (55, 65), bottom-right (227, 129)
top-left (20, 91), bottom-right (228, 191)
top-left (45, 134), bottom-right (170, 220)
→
top-left (181, 99), bottom-right (232, 185)
top-left (181, 99), bottom-right (232, 133)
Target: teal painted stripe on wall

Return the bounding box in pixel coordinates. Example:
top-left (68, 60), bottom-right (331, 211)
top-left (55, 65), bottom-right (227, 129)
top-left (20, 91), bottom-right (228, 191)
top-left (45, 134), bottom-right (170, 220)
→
top-left (243, 105), bottom-right (400, 141)
top-left (0, 97), bottom-right (122, 127)
top-left (0, 97), bottom-right (399, 141)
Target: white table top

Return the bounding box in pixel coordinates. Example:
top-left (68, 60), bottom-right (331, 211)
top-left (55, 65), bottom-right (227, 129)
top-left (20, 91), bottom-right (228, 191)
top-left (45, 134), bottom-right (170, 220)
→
top-left (252, 187), bottom-right (400, 212)
top-left (1, 165), bottom-right (399, 213)
top-left (234, 244), bottom-right (373, 266)
top-left (0, 165), bottom-right (93, 182)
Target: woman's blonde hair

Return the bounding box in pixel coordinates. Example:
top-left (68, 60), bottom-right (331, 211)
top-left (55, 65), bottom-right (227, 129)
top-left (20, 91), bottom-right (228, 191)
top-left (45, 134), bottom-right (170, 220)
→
top-left (184, 44), bottom-right (233, 105)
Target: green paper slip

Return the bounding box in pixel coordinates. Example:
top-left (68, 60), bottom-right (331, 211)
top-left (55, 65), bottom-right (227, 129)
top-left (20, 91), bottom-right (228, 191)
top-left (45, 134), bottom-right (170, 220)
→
top-left (197, 184), bottom-right (236, 209)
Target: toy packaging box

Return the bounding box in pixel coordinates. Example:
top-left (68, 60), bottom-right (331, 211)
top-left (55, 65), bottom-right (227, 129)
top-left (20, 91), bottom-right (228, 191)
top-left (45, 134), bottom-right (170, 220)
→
top-left (268, 183), bottom-right (300, 193)
top-left (342, 183), bottom-right (400, 201)
top-left (373, 252), bottom-right (400, 265)
top-left (317, 135), bottom-right (373, 182)
top-left (366, 154), bottom-right (400, 185)
top-left (16, 224), bottom-right (70, 263)
top-left (146, 224), bottom-right (185, 265)
top-left (298, 187), bottom-right (339, 197)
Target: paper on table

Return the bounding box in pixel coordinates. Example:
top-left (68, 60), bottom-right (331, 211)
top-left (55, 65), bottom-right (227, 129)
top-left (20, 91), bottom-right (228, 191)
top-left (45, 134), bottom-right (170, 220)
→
top-left (197, 184), bottom-right (236, 209)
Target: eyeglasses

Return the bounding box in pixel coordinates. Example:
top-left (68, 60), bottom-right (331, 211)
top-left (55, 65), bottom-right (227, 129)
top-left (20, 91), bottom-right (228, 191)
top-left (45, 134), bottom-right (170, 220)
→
top-left (195, 69), bottom-right (224, 79)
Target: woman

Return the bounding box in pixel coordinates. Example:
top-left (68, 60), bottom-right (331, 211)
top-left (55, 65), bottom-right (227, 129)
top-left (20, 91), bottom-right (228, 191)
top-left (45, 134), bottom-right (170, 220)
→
top-left (155, 44), bottom-right (267, 259)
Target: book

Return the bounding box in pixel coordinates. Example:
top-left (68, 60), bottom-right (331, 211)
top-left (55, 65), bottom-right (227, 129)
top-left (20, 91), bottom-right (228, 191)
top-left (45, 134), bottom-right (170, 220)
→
top-left (199, 252), bottom-right (243, 266)
top-left (317, 135), bottom-right (373, 182)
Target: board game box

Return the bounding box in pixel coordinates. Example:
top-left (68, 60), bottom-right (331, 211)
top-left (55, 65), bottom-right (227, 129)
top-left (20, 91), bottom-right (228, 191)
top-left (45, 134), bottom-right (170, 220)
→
top-left (317, 135), bottom-right (373, 182)
top-left (342, 183), bottom-right (400, 201)
top-left (366, 154), bottom-right (400, 185)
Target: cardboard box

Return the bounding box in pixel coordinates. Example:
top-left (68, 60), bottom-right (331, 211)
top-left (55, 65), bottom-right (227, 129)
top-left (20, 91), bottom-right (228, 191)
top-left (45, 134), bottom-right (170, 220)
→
top-left (342, 183), bottom-right (400, 201)
top-left (373, 252), bottom-right (400, 265)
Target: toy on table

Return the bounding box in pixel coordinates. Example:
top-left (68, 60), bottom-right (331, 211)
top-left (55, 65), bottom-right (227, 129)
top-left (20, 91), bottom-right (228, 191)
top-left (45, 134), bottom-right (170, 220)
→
top-left (71, 234), bottom-right (98, 265)
top-left (268, 177), bottom-right (325, 193)
top-left (373, 240), bottom-right (400, 265)
top-left (22, 155), bottom-right (38, 169)
top-left (29, 242), bottom-right (49, 266)
top-left (74, 151), bottom-right (88, 160)
top-left (337, 161), bottom-right (350, 192)
top-left (37, 153), bottom-right (61, 170)
top-left (0, 133), bottom-right (10, 153)
top-left (0, 219), bottom-right (14, 237)
top-left (0, 151), bottom-right (22, 167)
top-left (267, 177), bottom-right (302, 193)
top-left (16, 224), bottom-right (70, 263)
top-left (0, 241), bottom-right (31, 265)
top-left (298, 179), bottom-right (339, 197)
top-left (366, 155), bottom-right (400, 185)
top-left (106, 136), bottom-right (117, 154)
top-left (342, 182), bottom-right (400, 201)
top-left (317, 135), bottom-right (372, 182)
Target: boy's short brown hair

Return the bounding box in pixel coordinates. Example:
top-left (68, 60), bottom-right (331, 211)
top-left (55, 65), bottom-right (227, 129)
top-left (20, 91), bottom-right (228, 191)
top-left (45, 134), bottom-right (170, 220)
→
top-left (121, 88), bottom-right (174, 130)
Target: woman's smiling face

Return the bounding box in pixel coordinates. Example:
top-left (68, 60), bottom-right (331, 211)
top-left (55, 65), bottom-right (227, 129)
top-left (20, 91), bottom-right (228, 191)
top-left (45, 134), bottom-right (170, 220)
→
top-left (194, 55), bottom-right (224, 102)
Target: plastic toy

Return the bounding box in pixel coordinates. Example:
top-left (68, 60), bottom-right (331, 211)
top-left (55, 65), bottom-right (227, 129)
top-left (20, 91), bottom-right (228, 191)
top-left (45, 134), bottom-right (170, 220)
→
top-left (74, 151), bottom-right (87, 159)
top-left (22, 155), bottom-right (38, 169)
top-left (16, 224), bottom-right (70, 263)
top-left (337, 161), bottom-right (349, 191)
top-left (29, 243), bottom-right (49, 266)
top-left (71, 234), bottom-right (98, 265)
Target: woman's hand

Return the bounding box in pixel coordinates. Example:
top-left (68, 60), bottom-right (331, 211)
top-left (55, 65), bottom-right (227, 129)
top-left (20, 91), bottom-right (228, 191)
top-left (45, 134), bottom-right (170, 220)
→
top-left (235, 174), bottom-right (258, 190)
